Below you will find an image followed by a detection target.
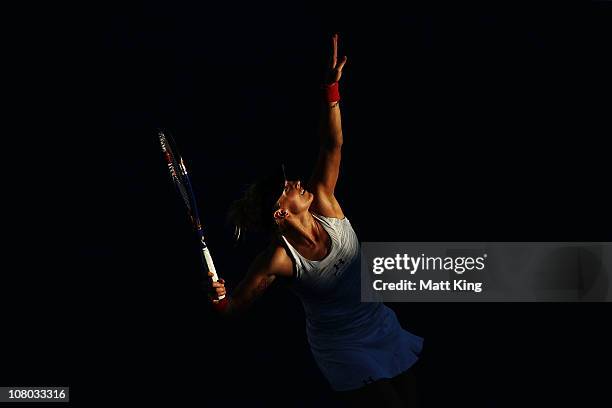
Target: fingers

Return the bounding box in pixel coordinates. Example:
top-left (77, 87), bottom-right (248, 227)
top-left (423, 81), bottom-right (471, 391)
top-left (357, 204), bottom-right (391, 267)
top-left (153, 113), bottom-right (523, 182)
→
top-left (336, 55), bottom-right (348, 72)
top-left (331, 33), bottom-right (338, 68)
top-left (207, 271), bottom-right (223, 281)
top-left (207, 271), bottom-right (225, 287)
top-left (210, 277), bottom-right (226, 298)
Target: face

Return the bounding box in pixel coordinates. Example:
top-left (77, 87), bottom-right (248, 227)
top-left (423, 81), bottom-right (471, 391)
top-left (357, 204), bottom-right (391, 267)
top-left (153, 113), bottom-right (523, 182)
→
top-left (276, 180), bottom-right (313, 218)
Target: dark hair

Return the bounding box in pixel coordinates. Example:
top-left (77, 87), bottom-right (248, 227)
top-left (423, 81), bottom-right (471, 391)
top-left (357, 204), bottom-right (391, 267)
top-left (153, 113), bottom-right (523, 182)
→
top-left (227, 171), bottom-right (286, 239)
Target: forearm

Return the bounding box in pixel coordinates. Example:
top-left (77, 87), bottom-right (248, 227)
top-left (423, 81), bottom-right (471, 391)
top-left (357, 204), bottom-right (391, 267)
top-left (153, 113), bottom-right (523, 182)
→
top-left (319, 85), bottom-right (343, 149)
top-left (213, 273), bottom-right (274, 317)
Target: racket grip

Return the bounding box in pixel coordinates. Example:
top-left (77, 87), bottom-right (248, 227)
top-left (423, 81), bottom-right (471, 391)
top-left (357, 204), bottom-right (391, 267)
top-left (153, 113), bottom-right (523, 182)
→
top-left (203, 246), bottom-right (226, 300)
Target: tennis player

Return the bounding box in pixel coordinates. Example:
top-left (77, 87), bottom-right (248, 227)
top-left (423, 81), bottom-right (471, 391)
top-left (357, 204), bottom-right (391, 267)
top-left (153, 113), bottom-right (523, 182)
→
top-left (209, 34), bottom-right (423, 407)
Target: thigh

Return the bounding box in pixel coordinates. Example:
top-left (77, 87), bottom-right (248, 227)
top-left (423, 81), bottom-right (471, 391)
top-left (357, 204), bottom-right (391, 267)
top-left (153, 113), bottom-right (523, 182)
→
top-left (337, 379), bottom-right (405, 408)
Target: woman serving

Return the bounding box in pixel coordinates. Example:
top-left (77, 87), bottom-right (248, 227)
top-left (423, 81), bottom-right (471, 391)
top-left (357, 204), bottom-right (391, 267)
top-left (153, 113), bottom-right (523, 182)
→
top-left (209, 34), bottom-right (423, 407)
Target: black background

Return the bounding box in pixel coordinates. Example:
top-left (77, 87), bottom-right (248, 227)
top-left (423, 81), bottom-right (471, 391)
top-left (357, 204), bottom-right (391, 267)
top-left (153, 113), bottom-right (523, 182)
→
top-left (5, 1), bottom-right (612, 406)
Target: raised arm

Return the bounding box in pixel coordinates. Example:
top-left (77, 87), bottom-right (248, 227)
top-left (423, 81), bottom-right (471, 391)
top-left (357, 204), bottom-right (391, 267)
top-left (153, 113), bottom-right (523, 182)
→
top-left (208, 244), bottom-right (293, 316)
top-left (309, 34), bottom-right (348, 218)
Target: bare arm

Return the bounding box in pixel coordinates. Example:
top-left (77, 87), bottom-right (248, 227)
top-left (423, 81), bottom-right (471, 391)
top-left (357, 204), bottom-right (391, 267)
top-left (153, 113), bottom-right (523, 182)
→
top-left (311, 97), bottom-right (343, 192)
top-left (209, 244), bottom-right (293, 316)
top-left (309, 34), bottom-right (348, 218)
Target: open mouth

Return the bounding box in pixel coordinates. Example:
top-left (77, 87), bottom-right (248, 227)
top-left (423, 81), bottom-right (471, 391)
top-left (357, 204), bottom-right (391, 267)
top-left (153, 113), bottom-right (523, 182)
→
top-left (300, 188), bottom-right (305, 195)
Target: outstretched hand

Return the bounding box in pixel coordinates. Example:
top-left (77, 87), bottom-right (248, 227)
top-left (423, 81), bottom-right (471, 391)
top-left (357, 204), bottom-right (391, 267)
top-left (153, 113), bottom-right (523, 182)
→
top-left (325, 33), bottom-right (348, 84)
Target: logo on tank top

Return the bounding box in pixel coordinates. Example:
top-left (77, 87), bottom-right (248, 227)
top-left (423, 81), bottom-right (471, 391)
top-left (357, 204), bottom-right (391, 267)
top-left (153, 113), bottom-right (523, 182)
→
top-left (333, 258), bottom-right (345, 276)
top-left (362, 376), bottom-right (375, 385)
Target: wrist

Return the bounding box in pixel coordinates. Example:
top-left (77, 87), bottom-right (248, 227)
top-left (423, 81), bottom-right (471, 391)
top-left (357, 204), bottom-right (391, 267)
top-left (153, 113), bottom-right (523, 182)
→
top-left (321, 82), bottom-right (340, 103)
top-left (211, 296), bottom-right (229, 314)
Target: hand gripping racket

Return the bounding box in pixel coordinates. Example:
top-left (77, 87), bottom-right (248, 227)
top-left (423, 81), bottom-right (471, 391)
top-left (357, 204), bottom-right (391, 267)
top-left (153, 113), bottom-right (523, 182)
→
top-left (157, 129), bottom-right (224, 299)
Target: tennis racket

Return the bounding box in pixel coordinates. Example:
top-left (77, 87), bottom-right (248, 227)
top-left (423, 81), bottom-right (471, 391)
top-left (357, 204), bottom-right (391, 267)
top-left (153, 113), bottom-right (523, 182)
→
top-left (157, 129), bottom-right (224, 299)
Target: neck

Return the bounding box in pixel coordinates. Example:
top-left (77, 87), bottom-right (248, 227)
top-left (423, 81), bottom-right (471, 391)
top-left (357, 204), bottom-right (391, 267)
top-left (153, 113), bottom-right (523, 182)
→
top-left (281, 211), bottom-right (321, 248)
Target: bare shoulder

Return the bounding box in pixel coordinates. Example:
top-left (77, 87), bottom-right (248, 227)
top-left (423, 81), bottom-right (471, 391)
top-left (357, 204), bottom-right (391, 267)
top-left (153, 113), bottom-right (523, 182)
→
top-left (252, 240), bottom-right (294, 278)
top-left (310, 187), bottom-right (345, 219)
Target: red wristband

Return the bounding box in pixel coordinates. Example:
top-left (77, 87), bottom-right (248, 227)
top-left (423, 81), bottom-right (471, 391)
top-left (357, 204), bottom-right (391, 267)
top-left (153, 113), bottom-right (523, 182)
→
top-left (211, 297), bottom-right (229, 313)
top-left (322, 82), bottom-right (340, 103)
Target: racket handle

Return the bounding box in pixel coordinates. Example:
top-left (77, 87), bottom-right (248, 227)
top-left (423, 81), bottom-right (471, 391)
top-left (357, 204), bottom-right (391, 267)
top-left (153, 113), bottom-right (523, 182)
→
top-left (203, 246), bottom-right (226, 300)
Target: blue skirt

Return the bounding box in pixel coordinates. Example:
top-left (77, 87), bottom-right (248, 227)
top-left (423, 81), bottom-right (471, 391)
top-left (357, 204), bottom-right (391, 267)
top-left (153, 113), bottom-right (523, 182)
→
top-left (307, 304), bottom-right (424, 391)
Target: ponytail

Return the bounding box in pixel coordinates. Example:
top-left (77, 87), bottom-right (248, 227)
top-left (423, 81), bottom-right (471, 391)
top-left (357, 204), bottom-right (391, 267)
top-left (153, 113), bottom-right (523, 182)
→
top-left (227, 172), bottom-right (285, 241)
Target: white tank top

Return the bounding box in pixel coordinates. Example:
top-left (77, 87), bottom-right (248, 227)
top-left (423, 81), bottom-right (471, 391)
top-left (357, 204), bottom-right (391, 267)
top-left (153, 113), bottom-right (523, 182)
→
top-left (280, 212), bottom-right (383, 336)
top-left (280, 212), bottom-right (424, 391)
top-left (281, 213), bottom-right (359, 294)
